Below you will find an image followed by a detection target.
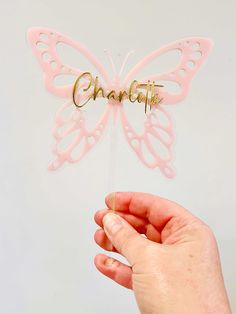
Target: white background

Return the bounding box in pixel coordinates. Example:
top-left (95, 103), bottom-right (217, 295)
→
top-left (0, 0), bottom-right (235, 313)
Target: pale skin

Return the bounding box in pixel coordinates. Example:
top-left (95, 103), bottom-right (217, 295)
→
top-left (94, 192), bottom-right (232, 314)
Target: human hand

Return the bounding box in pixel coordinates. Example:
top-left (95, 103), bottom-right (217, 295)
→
top-left (94, 192), bottom-right (231, 314)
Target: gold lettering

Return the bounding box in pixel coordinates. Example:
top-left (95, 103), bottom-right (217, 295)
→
top-left (107, 90), bottom-right (117, 100)
top-left (118, 90), bottom-right (128, 102)
top-left (72, 72), bottom-right (93, 108)
top-left (129, 80), bottom-right (138, 102)
top-left (145, 81), bottom-right (150, 113)
top-left (150, 82), bottom-right (158, 107)
top-left (72, 72), bottom-right (163, 113)
top-left (93, 76), bottom-right (105, 100)
top-left (129, 80), bottom-right (144, 103)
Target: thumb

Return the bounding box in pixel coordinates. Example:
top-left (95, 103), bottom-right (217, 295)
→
top-left (102, 213), bottom-right (147, 265)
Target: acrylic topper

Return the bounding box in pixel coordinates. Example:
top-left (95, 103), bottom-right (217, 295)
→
top-left (27, 27), bottom-right (212, 178)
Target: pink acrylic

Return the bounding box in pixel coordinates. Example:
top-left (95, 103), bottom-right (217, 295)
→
top-left (27, 27), bottom-right (212, 178)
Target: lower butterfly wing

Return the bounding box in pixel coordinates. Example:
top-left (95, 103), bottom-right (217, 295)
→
top-left (49, 100), bottom-right (111, 170)
top-left (120, 105), bottom-right (175, 178)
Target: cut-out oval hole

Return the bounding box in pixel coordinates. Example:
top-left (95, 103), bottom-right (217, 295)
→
top-left (191, 51), bottom-right (202, 60)
top-left (191, 42), bottom-right (201, 50)
top-left (187, 60), bottom-right (195, 69)
top-left (37, 41), bottom-right (48, 49)
top-left (42, 52), bottom-right (50, 61)
top-left (39, 33), bottom-right (49, 42)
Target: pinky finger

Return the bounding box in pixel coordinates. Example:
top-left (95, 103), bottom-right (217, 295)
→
top-left (94, 254), bottom-right (132, 289)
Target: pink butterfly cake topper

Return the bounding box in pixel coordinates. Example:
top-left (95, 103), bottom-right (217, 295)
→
top-left (27, 27), bottom-right (212, 178)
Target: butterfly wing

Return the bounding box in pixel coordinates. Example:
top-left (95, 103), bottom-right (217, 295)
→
top-left (120, 104), bottom-right (174, 178)
top-left (27, 27), bottom-right (110, 97)
top-left (49, 99), bottom-right (111, 170)
top-left (28, 27), bottom-right (112, 169)
top-left (124, 37), bottom-right (213, 104)
top-left (121, 38), bottom-right (213, 177)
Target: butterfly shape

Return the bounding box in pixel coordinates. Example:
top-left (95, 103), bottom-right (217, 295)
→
top-left (27, 27), bottom-right (212, 178)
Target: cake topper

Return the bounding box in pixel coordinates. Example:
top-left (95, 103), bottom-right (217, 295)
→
top-left (27, 27), bottom-right (212, 178)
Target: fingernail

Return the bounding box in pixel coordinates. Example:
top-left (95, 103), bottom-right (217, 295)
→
top-left (107, 192), bottom-right (116, 212)
top-left (107, 192), bottom-right (120, 202)
top-left (103, 213), bottom-right (122, 235)
top-left (107, 192), bottom-right (122, 211)
top-left (108, 192), bottom-right (121, 197)
top-left (105, 257), bottom-right (116, 267)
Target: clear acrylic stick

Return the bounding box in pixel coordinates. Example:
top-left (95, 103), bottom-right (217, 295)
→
top-left (107, 112), bottom-right (119, 211)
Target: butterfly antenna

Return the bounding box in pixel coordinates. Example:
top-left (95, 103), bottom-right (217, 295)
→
top-left (119, 50), bottom-right (134, 77)
top-left (104, 49), bottom-right (117, 77)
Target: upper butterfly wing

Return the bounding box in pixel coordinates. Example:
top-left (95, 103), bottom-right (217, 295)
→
top-left (120, 38), bottom-right (212, 177)
top-left (28, 27), bottom-right (112, 169)
top-left (27, 27), bottom-right (110, 97)
top-left (124, 37), bottom-right (213, 104)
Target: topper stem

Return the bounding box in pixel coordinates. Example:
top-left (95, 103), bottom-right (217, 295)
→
top-left (107, 106), bottom-right (119, 211)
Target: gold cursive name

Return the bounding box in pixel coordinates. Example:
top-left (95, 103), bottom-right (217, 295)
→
top-left (72, 72), bottom-right (163, 113)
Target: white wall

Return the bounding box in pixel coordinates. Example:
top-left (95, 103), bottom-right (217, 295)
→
top-left (0, 0), bottom-right (235, 313)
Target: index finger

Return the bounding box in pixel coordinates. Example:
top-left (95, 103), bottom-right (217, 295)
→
top-left (105, 192), bottom-right (192, 232)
